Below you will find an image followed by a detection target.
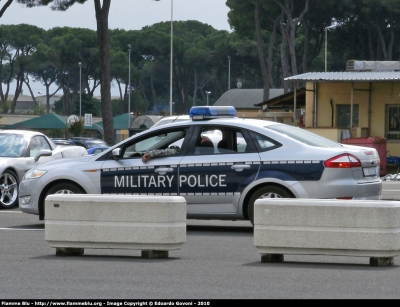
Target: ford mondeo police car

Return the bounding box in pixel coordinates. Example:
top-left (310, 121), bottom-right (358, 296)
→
top-left (19, 106), bottom-right (382, 225)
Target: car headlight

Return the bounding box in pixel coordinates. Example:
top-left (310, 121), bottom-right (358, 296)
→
top-left (23, 169), bottom-right (47, 180)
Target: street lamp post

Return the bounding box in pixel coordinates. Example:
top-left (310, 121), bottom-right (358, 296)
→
top-left (324, 25), bottom-right (335, 72)
top-left (78, 62), bottom-right (82, 118)
top-left (169, 0), bottom-right (173, 116)
top-left (228, 56), bottom-right (231, 91)
top-left (155, 0), bottom-right (174, 115)
top-left (154, 0), bottom-right (173, 116)
top-left (127, 44), bottom-right (131, 129)
top-left (227, 56), bottom-right (231, 104)
top-left (325, 28), bottom-right (327, 72)
top-left (206, 91), bottom-right (211, 106)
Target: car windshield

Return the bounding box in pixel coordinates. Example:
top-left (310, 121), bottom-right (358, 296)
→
top-left (0, 134), bottom-right (28, 157)
top-left (266, 124), bottom-right (342, 148)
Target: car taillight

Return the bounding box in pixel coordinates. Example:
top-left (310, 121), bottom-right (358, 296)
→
top-left (324, 153), bottom-right (362, 168)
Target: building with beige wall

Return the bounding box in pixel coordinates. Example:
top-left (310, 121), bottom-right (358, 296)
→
top-left (284, 63), bottom-right (400, 158)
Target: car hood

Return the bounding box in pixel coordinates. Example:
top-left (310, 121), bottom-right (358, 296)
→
top-left (33, 154), bottom-right (95, 170)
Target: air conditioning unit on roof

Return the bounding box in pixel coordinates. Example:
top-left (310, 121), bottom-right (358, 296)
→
top-left (346, 60), bottom-right (400, 71)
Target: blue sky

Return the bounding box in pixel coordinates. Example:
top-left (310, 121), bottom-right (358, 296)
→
top-left (2, 0), bottom-right (231, 97)
top-left (2, 0), bottom-right (231, 32)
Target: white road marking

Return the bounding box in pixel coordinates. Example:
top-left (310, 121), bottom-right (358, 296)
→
top-left (0, 228), bottom-right (43, 231)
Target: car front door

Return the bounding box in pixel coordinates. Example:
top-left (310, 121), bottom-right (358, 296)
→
top-left (100, 128), bottom-right (187, 196)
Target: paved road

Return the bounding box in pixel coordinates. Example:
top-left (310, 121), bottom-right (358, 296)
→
top-left (1, 208), bottom-right (400, 300)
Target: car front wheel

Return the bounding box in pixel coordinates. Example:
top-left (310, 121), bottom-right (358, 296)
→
top-left (0, 170), bottom-right (19, 209)
top-left (247, 186), bottom-right (292, 226)
top-left (40, 182), bottom-right (85, 220)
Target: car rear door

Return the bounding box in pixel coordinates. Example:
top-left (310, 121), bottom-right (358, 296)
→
top-left (179, 125), bottom-right (260, 214)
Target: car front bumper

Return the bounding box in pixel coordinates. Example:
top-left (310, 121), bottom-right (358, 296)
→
top-left (19, 178), bottom-right (41, 215)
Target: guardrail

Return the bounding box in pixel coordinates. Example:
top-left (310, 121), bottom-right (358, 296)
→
top-left (254, 198), bottom-right (400, 266)
top-left (44, 194), bottom-right (186, 258)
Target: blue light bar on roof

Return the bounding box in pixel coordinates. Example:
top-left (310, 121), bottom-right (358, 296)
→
top-left (189, 106), bottom-right (237, 120)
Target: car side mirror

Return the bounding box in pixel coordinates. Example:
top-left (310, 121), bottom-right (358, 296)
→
top-left (112, 148), bottom-right (122, 159)
top-left (34, 150), bottom-right (52, 162)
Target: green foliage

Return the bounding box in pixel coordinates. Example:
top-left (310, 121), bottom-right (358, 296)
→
top-left (68, 118), bottom-right (85, 137)
top-left (30, 106), bottom-right (46, 115)
top-left (48, 129), bottom-right (65, 138)
top-left (3, 1), bottom-right (400, 117)
top-left (1, 100), bottom-right (10, 114)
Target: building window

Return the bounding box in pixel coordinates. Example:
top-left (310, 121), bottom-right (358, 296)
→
top-left (337, 104), bottom-right (359, 128)
top-left (386, 105), bottom-right (400, 140)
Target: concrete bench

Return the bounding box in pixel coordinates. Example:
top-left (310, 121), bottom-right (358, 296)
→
top-left (253, 198), bottom-right (400, 266)
top-left (45, 194), bottom-right (186, 259)
top-left (381, 181), bottom-right (400, 200)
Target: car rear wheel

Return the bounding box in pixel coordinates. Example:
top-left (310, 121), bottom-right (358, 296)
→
top-left (247, 186), bottom-right (292, 226)
top-left (0, 170), bottom-right (19, 209)
top-left (40, 182), bottom-right (85, 220)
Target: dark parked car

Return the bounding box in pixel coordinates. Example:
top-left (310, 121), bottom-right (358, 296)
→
top-left (51, 138), bottom-right (76, 146)
top-left (69, 137), bottom-right (108, 149)
top-left (87, 146), bottom-right (110, 155)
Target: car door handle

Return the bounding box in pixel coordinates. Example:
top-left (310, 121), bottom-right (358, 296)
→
top-left (155, 167), bottom-right (174, 175)
top-left (231, 164), bottom-right (251, 171)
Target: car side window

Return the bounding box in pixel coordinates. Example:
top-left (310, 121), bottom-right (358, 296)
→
top-left (249, 131), bottom-right (281, 152)
top-left (122, 129), bottom-right (186, 159)
top-left (194, 127), bottom-right (248, 155)
top-left (29, 136), bottom-right (52, 157)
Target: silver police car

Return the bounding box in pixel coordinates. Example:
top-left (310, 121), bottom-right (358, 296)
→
top-left (19, 106), bottom-right (381, 225)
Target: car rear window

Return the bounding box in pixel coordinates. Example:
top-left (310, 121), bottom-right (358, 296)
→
top-left (266, 124), bottom-right (342, 148)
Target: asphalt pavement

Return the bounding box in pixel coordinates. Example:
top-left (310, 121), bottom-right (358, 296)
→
top-left (1, 208), bottom-right (400, 300)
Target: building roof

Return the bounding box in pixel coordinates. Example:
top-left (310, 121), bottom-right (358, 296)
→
top-left (5, 113), bottom-right (135, 131)
top-left (130, 115), bottom-right (163, 133)
top-left (284, 71), bottom-right (400, 82)
top-left (254, 87), bottom-right (306, 110)
top-left (6, 113), bottom-right (67, 129)
top-left (214, 89), bottom-right (284, 109)
top-left (95, 113), bottom-right (135, 130)
top-left (7, 94), bottom-right (34, 101)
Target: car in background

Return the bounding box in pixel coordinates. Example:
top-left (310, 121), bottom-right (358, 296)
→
top-left (69, 137), bottom-right (108, 149)
top-left (19, 106), bottom-right (381, 224)
top-left (51, 138), bottom-right (76, 146)
top-left (87, 146), bottom-right (109, 155)
top-left (0, 130), bottom-right (87, 209)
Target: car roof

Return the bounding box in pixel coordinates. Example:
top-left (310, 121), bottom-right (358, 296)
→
top-left (151, 115), bottom-right (191, 128)
top-left (149, 116), bottom-right (278, 132)
top-left (69, 137), bottom-right (99, 140)
top-left (0, 130), bottom-right (44, 137)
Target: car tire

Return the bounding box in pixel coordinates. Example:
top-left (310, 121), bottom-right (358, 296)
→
top-left (247, 185), bottom-right (292, 226)
top-left (0, 170), bottom-right (19, 209)
top-left (40, 183), bottom-right (85, 220)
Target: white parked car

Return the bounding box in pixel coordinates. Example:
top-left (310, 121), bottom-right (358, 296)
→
top-left (0, 130), bottom-right (87, 209)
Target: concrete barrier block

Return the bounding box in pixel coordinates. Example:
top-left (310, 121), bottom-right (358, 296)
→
top-left (45, 194), bottom-right (186, 258)
top-left (381, 181), bottom-right (400, 200)
top-left (254, 199), bottom-right (400, 266)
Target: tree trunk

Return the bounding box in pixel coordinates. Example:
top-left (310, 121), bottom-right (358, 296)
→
top-left (193, 68), bottom-right (198, 106)
top-left (254, 0), bottom-right (270, 101)
top-left (280, 13), bottom-right (290, 93)
top-left (94, 0), bottom-right (115, 145)
top-left (11, 66), bottom-right (24, 113)
top-left (275, 0), bottom-right (308, 80)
